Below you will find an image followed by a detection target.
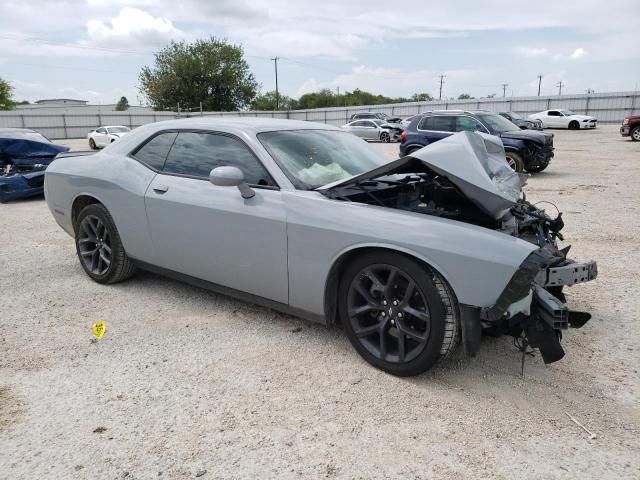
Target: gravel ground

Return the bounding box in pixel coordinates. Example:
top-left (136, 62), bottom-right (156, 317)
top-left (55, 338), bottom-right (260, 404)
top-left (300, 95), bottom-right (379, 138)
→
top-left (1, 125), bottom-right (639, 479)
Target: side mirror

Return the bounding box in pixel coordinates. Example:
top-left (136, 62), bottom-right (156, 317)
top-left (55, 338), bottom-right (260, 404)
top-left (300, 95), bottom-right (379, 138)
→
top-left (209, 166), bottom-right (255, 199)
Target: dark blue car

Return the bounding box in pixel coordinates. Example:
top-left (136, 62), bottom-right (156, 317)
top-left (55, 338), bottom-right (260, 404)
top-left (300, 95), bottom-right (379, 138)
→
top-left (400, 110), bottom-right (554, 173)
top-left (0, 128), bottom-right (69, 202)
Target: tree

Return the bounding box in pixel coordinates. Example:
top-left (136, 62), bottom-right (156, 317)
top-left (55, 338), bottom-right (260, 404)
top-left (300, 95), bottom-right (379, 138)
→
top-left (0, 77), bottom-right (14, 110)
top-left (410, 93), bottom-right (433, 102)
top-left (138, 37), bottom-right (258, 111)
top-left (457, 93), bottom-right (474, 100)
top-left (251, 91), bottom-right (297, 111)
top-left (115, 96), bottom-right (130, 111)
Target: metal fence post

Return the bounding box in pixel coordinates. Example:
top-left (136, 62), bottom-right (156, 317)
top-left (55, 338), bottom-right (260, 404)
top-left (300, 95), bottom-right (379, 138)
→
top-left (305, 111), bottom-right (308, 121)
top-left (98, 113), bottom-right (102, 128)
top-left (324, 110), bottom-right (327, 124)
top-left (547, 98), bottom-right (551, 109)
top-left (20, 114), bottom-right (25, 128)
top-left (62, 114), bottom-right (68, 139)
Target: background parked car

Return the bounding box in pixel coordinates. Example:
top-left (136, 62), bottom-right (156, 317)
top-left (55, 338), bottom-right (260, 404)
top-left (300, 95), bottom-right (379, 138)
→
top-left (88, 125), bottom-right (131, 149)
top-left (0, 128), bottom-right (69, 202)
top-left (620, 115), bottom-right (640, 141)
top-left (528, 110), bottom-right (597, 129)
top-left (499, 112), bottom-right (543, 130)
top-left (400, 110), bottom-right (554, 172)
top-left (349, 112), bottom-right (404, 125)
top-left (341, 119), bottom-right (397, 142)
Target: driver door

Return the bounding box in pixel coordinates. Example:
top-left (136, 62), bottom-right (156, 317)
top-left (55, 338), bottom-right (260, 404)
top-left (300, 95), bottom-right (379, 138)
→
top-left (95, 128), bottom-right (108, 147)
top-left (143, 130), bottom-right (289, 304)
top-left (545, 111), bottom-right (562, 128)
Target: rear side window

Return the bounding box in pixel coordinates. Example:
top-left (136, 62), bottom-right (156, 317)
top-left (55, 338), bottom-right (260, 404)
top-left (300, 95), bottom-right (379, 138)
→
top-left (418, 116), bottom-right (455, 132)
top-left (132, 132), bottom-right (178, 170)
top-left (163, 132), bottom-right (274, 186)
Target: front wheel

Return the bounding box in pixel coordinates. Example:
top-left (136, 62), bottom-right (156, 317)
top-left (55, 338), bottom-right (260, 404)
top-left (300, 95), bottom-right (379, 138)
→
top-left (380, 131), bottom-right (391, 143)
top-left (526, 161), bottom-right (549, 173)
top-left (75, 203), bottom-right (136, 284)
top-left (568, 120), bottom-right (580, 130)
top-left (339, 251), bottom-right (459, 376)
top-left (631, 126), bottom-right (640, 141)
top-left (505, 151), bottom-right (525, 172)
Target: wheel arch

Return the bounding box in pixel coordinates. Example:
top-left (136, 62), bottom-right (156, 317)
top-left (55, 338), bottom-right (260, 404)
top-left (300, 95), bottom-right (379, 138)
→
top-left (323, 244), bottom-right (460, 327)
top-left (71, 194), bottom-right (105, 233)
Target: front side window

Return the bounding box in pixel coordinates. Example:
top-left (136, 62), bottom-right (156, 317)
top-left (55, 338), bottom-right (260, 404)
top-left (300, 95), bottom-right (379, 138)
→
top-left (559, 109), bottom-right (575, 116)
top-left (418, 115), bottom-right (455, 132)
top-left (456, 116), bottom-right (486, 133)
top-left (258, 129), bottom-right (389, 189)
top-left (162, 132), bottom-right (274, 186)
top-left (132, 131), bottom-right (178, 170)
top-left (96, 128), bottom-right (107, 134)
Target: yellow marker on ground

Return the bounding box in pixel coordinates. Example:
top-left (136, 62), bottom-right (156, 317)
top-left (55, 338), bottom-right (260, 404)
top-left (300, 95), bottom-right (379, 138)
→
top-left (92, 321), bottom-right (106, 339)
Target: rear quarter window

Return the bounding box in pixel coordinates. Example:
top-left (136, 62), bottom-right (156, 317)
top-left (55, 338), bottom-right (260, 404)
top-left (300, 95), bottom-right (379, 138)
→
top-left (418, 116), bottom-right (455, 132)
top-left (131, 132), bottom-right (178, 170)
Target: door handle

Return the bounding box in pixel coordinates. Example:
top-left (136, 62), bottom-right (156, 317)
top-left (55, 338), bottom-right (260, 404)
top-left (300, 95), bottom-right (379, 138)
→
top-left (153, 185), bottom-right (169, 194)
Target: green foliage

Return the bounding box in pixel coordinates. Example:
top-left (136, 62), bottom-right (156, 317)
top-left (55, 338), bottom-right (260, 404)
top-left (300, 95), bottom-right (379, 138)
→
top-left (115, 96), bottom-right (130, 111)
top-left (457, 93), bottom-right (474, 100)
top-left (138, 37), bottom-right (258, 111)
top-left (0, 77), bottom-right (15, 110)
top-left (295, 88), bottom-right (434, 109)
top-left (251, 91), bottom-right (297, 111)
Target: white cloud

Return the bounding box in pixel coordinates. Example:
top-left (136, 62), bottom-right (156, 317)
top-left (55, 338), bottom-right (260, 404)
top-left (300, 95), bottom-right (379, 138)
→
top-left (518, 47), bottom-right (549, 57)
top-left (86, 7), bottom-right (184, 49)
top-left (570, 47), bottom-right (588, 60)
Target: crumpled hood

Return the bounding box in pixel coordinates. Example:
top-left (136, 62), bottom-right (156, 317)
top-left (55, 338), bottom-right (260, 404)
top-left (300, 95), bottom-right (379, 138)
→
top-left (499, 129), bottom-right (552, 144)
top-left (320, 131), bottom-right (523, 220)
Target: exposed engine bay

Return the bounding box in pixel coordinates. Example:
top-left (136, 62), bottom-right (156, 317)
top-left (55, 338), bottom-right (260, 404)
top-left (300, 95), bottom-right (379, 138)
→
top-left (321, 132), bottom-right (597, 366)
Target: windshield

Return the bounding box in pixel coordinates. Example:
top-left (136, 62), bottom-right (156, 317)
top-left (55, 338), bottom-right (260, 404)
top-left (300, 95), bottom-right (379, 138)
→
top-left (375, 113), bottom-right (389, 120)
top-left (476, 113), bottom-right (520, 133)
top-left (258, 130), bottom-right (390, 189)
top-left (107, 126), bottom-right (130, 133)
top-left (559, 110), bottom-right (575, 116)
top-left (507, 112), bottom-right (523, 120)
top-left (372, 119), bottom-right (386, 126)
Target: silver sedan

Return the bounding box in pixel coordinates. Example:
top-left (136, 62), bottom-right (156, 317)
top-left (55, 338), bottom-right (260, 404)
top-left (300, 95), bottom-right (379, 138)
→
top-left (340, 119), bottom-right (394, 142)
top-left (45, 118), bottom-right (596, 376)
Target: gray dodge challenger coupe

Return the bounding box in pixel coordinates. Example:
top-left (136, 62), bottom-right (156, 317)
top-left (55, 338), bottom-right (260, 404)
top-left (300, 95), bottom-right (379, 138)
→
top-left (45, 118), bottom-right (597, 376)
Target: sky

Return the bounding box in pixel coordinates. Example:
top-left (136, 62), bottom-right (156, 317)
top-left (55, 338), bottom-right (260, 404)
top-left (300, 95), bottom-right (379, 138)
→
top-left (1, 0), bottom-right (639, 105)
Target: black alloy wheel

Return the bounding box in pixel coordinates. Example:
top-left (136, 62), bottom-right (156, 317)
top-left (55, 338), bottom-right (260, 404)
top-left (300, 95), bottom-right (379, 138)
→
top-left (339, 252), bottom-right (456, 376)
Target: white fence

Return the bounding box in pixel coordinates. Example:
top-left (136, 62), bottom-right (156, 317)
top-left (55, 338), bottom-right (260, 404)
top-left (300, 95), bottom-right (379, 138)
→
top-left (0, 91), bottom-right (637, 139)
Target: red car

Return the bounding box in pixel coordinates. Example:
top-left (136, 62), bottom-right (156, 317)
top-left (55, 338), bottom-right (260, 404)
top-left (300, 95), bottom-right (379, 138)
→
top-left (620, 115), bottom-right (640, 141)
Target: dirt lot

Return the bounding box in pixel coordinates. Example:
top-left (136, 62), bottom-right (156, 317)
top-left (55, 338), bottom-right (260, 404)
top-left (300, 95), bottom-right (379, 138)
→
top-left (1, 125), bottom-right (639, 479)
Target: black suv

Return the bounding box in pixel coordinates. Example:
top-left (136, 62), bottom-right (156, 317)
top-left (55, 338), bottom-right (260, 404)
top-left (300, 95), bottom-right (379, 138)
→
top-left (400, 111), bottom-right (554, 173)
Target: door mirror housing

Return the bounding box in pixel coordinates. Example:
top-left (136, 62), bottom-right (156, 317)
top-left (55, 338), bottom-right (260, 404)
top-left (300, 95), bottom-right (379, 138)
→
top-left (209, 166), bottom-right (255, 199)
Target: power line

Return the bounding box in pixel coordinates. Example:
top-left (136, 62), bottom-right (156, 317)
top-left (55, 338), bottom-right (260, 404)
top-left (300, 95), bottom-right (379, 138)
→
top-left (438, 74), bottom-right (446, 100)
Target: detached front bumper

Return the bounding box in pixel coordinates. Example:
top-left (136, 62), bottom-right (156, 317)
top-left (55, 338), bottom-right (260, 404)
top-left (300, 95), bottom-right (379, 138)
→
top-left (480, 245), bottom-right (597, 364)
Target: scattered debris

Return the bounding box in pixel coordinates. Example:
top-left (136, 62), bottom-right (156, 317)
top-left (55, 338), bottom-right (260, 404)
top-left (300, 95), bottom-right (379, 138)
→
top-left (195, 469), bottom-right (207, 477)
top-left (93, 426), bottom-right (107, 434)
top-left (349, 376), bottom-right (362, 385)
top-left (290, 326), bottom-right (303, 333)
top-left (565, 412), bottom-right (597, 439)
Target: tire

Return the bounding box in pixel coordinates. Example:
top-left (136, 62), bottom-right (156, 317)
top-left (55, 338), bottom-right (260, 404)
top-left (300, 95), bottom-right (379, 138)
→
top-left (89, 138), bottom-right (97, 150)
top-left (631, 126), bottom-right (640, 142)
top-left (525, 161), bottom-right (549, 173)
top-left (74, 203), bottom-right (136, 284)
top-left (505, 151), bottom-right (525, 172)
top-left (338, 251), bottom-right (460, 377)
top-left (568, 120), bottom-right (580, 130)
top-left (406, 146), bottom-right (422, 155)
top-left (380, 131), bottom-right (391, 143)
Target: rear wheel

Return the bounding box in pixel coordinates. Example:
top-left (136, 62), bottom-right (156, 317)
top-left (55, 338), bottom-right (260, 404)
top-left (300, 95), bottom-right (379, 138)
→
top-left (89, 138), bottom-right (97, 150)
top-left (380, 131), bottom-right (391, 143)
top-left (339, 251), bottom-right (459, 376)
top-left (631, 126), bottom-right (640, 141)
top-left (406, 146), bottom-right (422, 155)
top-left (568, 120), bottom-right (580, 130)
top-left (505, 151), bottom-right (525, 172)
top-left (75, 204), bottom-right (136, 284)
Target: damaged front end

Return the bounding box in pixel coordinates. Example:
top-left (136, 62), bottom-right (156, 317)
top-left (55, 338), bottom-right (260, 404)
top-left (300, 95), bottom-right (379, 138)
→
top-left (0, 135), bottom-right (69, 202)
top-left (320, 131), bottom-right (597, 364)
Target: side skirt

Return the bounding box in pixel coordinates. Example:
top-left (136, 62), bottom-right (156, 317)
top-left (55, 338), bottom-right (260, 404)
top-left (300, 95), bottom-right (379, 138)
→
top-left (130, 259), bottom-right (327, 325)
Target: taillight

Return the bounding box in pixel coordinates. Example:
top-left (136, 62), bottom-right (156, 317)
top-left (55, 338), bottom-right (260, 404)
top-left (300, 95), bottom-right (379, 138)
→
top-left (401, 131), bottom-right (407, 141)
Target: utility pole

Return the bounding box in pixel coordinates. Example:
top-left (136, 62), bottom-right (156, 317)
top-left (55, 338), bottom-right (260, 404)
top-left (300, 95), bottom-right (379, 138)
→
top-left (438, 74), bottom-right (446, 100)
top-left (271, 56), bottom-right (280, 110)
top-left (556, 81), bottom-right (564, 96)
top-left (501, 83), bottom-right (509, 97)
top-left (537, 74), bottom-right (543, 96)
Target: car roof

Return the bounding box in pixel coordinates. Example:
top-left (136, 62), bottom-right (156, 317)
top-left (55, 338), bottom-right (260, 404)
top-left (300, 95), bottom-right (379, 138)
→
top-left (137, 117), bottom-right (340, 134)
top-left (0, 127), bottom-right (39, 134)
top-left (101, 125), bottom-right (130, 129)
